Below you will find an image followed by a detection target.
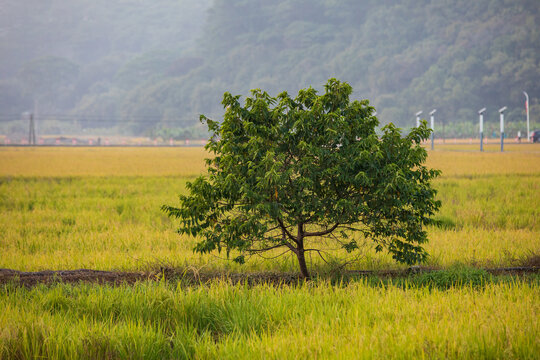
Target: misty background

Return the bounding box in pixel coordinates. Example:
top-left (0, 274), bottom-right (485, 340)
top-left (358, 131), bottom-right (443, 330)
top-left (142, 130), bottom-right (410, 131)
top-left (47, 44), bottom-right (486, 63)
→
top-left (0, 0), bottom-right (538, 141)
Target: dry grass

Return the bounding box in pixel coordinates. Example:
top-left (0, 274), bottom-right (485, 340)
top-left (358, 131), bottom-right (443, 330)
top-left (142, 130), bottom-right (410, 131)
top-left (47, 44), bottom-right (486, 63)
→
top-left (0, 147), bottom-right (207, 177)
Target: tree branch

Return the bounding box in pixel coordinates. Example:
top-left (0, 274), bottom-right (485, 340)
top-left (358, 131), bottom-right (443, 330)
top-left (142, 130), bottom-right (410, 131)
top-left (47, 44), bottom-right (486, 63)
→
top-left (304, 223), bottom-right (339, 237)
top-left (277, 218), bottom-right (297, 243)
top-left (304, 248), bottom-right (329, 264)
top-left (246, 243), bottom-right (287, 253)
top-left (261, 224), bottom-right (281, 235)
top-left (254, 249), bottom-right (292, 260)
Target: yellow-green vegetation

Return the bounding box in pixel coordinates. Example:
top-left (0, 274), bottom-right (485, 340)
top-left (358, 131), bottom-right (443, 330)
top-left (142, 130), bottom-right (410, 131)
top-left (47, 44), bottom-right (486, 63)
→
top-left (0, 145), bottom-right (540, 271)
top-left (426, 174), bottom-right (539, 267)
top-left (0, 147), bottom-right (207, 177)
top-left (0, 173), bottom-right (538, 271)
top-left (1, 278), bottom-right (539, 359)
top-left (0, 145), bottom-right (539, 359)
top-left (426, 145), bottom-right (540, 177)
top-left (1, 146), bottom-right (538, 271)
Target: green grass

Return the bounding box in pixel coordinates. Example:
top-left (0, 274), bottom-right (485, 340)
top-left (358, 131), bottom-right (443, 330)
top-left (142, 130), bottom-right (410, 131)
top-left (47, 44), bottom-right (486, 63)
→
top-left (1, 276), bottom-right (538, 359)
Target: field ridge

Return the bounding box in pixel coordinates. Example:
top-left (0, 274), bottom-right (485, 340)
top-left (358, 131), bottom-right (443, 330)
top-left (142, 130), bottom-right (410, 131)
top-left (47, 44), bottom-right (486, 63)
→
top-left (1, 266), bottom-right (538, 288)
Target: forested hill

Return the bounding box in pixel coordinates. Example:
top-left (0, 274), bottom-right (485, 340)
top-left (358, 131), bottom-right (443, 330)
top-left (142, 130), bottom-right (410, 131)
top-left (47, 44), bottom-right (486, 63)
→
top-left (184, 0), bottom-right (540, 132)
top-left (1, 0), bottom-right (539, 136)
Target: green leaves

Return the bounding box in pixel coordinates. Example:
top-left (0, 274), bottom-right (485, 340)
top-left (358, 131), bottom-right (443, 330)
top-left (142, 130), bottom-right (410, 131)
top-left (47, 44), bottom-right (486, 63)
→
top-left (164, 79), bottom-right (441, 275)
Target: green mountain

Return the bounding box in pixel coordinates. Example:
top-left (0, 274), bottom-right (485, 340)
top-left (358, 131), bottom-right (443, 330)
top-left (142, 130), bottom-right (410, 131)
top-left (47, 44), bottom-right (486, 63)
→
top-left (181, 0), bottom-right (540, 135)
top-left (1, 0), bottom-right (538, 137)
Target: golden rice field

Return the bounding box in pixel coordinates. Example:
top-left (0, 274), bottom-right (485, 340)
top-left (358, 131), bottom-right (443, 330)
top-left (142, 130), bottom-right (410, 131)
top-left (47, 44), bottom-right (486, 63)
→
top-left (2, 143), bottom-right (539, 177)
top-left (0, 147), bottom-right (207, 177)
top-left (0, 145), bottom-right (538, 271)
top-left (0, 144), bottom-right (539, 359)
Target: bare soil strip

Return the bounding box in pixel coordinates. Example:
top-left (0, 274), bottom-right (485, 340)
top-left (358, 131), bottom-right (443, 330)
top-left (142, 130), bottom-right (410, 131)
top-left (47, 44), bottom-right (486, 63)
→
top-left (0, 269), bottom-right (147, 287)
top-left (0, 267), bottom-right (537, 288)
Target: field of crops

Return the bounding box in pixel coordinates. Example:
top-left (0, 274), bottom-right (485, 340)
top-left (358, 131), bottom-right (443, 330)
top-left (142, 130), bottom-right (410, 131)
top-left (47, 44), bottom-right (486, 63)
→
top-left (0, 144), bottom-right (539, 358)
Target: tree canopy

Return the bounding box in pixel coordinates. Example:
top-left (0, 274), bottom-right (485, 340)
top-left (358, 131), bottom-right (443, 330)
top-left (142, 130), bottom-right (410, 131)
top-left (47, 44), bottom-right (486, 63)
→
top-left (163, 79), bottom-right (441, 278)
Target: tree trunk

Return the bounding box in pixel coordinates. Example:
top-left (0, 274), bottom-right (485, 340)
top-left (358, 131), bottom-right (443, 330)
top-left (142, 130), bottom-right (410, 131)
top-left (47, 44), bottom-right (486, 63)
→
top-left (296, 249), bottom-right (310, 279)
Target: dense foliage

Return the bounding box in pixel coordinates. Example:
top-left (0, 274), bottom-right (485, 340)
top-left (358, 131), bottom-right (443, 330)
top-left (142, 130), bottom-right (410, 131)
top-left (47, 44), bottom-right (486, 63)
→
top-left (1, 0), bottom-right (538, 136)
top-left (163, 79), bottom-right (441, 278)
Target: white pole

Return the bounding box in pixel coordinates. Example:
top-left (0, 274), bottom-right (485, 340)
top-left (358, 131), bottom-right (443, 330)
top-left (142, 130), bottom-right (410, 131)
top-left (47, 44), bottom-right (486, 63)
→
top-left (479, 113), bottom-right (484, 133)
top-left (499, 106), bottom-right (507, 152)
top-left (523, 91), bottom-right (530, 142)
top-left (415, 111), bottom-right (423, 128)
top-left (478, 108), bottom-right (486, 152)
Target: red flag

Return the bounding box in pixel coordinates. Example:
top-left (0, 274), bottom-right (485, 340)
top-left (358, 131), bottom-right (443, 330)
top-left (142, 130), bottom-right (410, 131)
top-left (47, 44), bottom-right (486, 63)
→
top-left (525, 100), bottom-right (528, 110)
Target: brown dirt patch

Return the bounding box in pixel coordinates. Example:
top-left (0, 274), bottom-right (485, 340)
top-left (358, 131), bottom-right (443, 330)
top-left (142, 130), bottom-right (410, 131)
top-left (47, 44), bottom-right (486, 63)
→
top-left (0, 269), bottom-right (147, 287)
top-left (0, 266), bottom-right (537, 288)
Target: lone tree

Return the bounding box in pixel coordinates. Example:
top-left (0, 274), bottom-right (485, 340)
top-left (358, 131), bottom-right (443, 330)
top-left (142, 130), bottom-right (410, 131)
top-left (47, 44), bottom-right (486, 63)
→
top-left (163, 79), bottom-right (440, 278)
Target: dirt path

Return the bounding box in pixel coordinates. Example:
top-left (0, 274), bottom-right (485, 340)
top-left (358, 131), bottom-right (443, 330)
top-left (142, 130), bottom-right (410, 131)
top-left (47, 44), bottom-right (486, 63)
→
top-left (0, 268), bottom-right (302, 287)
top-left (0, 269), bottom-right (147, 287)
top-left (0, 266), bottom-right (537, 288)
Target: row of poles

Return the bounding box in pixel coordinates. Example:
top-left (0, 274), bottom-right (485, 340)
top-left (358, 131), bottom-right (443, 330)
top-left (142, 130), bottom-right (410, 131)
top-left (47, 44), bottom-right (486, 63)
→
top-left (20, 91), bottom-right (534, 150)
top-left (416, 91), bottom-right (531, 152)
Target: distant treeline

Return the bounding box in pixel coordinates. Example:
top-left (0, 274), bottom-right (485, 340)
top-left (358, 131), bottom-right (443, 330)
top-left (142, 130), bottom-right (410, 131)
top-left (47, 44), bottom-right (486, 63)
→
top-left (1, 0), bottom-right (538, 136)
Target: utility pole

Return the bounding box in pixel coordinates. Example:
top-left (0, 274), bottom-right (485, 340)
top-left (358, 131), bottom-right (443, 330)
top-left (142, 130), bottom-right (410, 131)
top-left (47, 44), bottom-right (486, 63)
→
top-left (28, 113), bottom-right (36, 145)
top-left (478, 108), bottom-right (486, 152)
top-left (499, 106), bottom-right (507, 152)
top-left (523, 91), bottom-right (530, 142)
top-left (429, 109), bottom-right (436, 150)
top-left (415, 111), bottom-right (423, 128)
